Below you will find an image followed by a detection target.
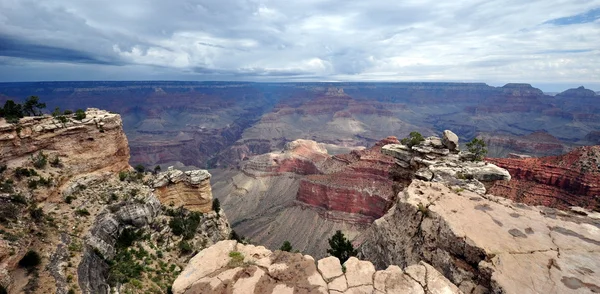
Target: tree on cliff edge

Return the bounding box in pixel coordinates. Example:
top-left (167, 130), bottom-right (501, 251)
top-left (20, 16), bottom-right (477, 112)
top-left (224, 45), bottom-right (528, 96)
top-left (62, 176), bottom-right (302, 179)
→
top-left (327, 230), bottom-right (357, 263)
top-left (466, 138), bottom-right (487, 161)
top-left (22, 96), bottom-right (46, 116)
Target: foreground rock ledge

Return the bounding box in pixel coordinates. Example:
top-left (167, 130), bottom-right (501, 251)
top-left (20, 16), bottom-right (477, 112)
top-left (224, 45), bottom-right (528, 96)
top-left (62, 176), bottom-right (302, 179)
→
top-left (359, 180), bottom-right (600, 294)
top-left (172, 240), bottom-right (461, 294)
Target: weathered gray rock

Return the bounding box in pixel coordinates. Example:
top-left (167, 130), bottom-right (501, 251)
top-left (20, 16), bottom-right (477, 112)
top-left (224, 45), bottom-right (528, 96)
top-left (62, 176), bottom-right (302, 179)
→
top-left (415, 167), bottom-right (434, 181)
top-left (359, 180), bottom-right (600, 294)
top-left (442, 130), bottom-right (459, 151)
top-left (153, 166), bottom-right (211, 188)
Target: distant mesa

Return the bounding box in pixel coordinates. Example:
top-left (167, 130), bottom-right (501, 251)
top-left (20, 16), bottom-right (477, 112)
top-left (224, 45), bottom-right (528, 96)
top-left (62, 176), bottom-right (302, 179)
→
top-left (556, 86), bottom-right (598, 98)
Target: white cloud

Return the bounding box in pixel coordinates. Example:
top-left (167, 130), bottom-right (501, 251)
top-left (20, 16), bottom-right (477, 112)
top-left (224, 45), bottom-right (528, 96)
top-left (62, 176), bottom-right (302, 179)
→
top-left (0, 0), bottom-right (599, 90)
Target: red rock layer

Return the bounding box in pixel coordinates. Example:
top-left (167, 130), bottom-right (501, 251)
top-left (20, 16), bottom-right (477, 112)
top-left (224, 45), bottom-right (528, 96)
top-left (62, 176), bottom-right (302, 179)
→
top-left (487, 146), bottom-right (600, 211)
top-left (296, 136), bottom-right (400, 222)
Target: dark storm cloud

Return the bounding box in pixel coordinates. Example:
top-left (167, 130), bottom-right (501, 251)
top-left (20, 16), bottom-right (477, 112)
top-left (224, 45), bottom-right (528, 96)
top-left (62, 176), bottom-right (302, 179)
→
top-left (0, 0), bottom-right (598, 89)
top-left (0, 35), bottom-right (122, 65)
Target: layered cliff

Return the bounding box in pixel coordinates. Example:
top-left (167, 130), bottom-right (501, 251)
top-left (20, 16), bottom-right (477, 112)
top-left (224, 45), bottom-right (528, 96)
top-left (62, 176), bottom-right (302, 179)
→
top-left (0, 108), bottom-right (129, 174)
top-left (358, 180), bottom-right (600, 294)
top-left (487, 146), bottom-right (600, 211)
top-left (213, 138), bottom-right (398, 257)
top-left (154, 167), bottom-right (214, 212)
top-left (297, 136), bottom-right (400, 223)
top-left (0, 111), bottom-right (231, 294)
top-left (172, 240), bottom-right (461, 294)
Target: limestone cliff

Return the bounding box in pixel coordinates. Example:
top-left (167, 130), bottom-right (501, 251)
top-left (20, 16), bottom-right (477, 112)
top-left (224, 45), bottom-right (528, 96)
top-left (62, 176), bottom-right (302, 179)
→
top-left (0, 108), bottom-right (130, 201)
top-left (358, 180), bottom-right (600, 294)
top-left (171, 240), bottom-right (461, 294)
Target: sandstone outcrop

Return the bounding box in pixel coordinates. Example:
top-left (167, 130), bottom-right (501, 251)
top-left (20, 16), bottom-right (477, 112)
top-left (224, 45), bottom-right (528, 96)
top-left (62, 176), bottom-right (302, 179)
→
top-left (154, 167), bottom-right (214, 212)
top-left (487, 145), bottom-right (600, 211)
top-left (358, 180), bottom-right (600, 294)
top-left (0, 108), bottom-right (129, 175)
top-left (172, 240), bottom-right (461, 294)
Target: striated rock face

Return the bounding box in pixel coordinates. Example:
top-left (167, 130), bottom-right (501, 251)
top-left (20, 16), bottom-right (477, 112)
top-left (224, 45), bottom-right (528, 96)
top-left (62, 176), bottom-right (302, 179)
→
top-left (154, 167), bottom-right (214, 212)
top-left (0, 108), bottom-right (130, 202)
top-left (482, 131), bottom-right (570, 158)
top-left (358, 180), bottom-right (600, 294)
top-left (78, 193), bottom-right (163, 294)
top-left (297, 136), bottom-right (399, 223)
top-left (0, 108), bottom-right (129, 174)
top-left (487, 146), bottom-right (600, 211)
top-left (214, 137), bottom-right (399, 257)
top-left (172, 240), bottom-right (461, 294)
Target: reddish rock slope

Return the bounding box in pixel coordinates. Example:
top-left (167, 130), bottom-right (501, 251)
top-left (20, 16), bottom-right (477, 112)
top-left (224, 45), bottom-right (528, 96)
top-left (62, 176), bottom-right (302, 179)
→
top-left (488, 146), bottom-right (600, 211)
top-left (297, 136), bottom-right (400, 222)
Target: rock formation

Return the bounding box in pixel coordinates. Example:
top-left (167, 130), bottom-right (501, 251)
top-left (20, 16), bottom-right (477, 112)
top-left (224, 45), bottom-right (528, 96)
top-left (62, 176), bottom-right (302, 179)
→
top-left (381, 133), bottom-right (510, 195)
top-left (0, 108), bottom-right (130, 175)
top-left (481, 131), bottom-right (570, 158)
top-left (0, 110), bottom-right (231, 294)
top-left (171, 240), bottom-right (461, 294)
top-left (213, 137), bottom-right (399, 257)
top-left (154, 167), bottom-right (214, 212)
top-left (359, 180), bottom-right (600, 294)
top-left (487, 145), bottom-right (600, 211)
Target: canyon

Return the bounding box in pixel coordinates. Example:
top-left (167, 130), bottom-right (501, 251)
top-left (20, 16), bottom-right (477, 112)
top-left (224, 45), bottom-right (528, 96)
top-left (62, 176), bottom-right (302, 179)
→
top-left (1, 81), bottom-right (600, 293)
top-left (1, 82), bottom-right (599, 170)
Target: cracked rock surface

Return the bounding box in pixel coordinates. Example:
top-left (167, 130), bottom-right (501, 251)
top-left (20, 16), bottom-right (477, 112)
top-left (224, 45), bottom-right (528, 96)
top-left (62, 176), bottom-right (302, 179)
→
top-left (358, 180), bottom-right (600, 294)
top-left (172, 240), bottom-right (461, 294)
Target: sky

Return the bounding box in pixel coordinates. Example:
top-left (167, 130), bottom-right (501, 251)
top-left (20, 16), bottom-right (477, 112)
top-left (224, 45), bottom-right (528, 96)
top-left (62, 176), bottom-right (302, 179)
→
top-left (0, 0), bottom-right (599, 91)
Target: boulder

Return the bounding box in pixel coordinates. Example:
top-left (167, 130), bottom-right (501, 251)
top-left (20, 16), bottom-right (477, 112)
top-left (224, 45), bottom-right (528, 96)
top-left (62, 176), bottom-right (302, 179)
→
top-left (442, 130), bottom-right (459, 151)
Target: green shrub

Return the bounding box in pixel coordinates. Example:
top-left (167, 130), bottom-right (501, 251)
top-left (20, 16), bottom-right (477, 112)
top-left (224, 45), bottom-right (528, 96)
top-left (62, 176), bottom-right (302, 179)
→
top-left (169, 211), bottom-right (202, 240)
top-left (18, 250), bottom-right (41, 268)
top-left (50, 156), bottom-right (62, 168)
top-left (212, 198), bottom-right (221, 216)
top-left (116, 228), bottom-right (144, 249)
top-left (75, 208), bottom-right (90, 217)
top-left (74, 109), bottom-right (86, 120)
top-left (134, 164), bottom-right (145, 174)
top-left (119, 171), bottom-right (128, 181)
top-left (65, 195), bottom-right (75, 204)
top-left (15, 167), bottom-right (37, 179)
top-left (401, 131), bottom-right (425, 147)
top-left (10, 194), bottom-right (27, 205)
top-left (63, 109), bottom-right (73, 115)
top-left (227, 251), bottom-right (244, 267)
top-left (178, 240), bottom-right (192, 254)
top-left (30, 152), bottom-right (47, 169)
top-left (0, 179), bottom-right (14, 193)
top-left (29, 205), bottom-right (44, 221)
top-left (466, 138), bottom-right (487, 161)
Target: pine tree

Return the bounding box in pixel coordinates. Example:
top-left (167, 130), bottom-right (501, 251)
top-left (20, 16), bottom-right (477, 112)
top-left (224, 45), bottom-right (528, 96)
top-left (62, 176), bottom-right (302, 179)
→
top-left (326, 230), bottom-right (357, 263)
top-left (280, 241), bottom-right (293, 252)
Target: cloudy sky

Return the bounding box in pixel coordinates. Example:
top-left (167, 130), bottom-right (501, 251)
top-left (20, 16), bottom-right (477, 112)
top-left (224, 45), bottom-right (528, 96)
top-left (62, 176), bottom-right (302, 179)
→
top-left (0, 0), bottom-right (599, 91)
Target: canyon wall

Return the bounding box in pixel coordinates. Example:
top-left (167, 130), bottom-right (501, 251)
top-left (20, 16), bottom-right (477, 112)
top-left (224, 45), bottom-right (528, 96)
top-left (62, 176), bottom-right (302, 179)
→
top-left (0, 111), bottom-right (231, 294)
top-left (487, 146), bottom-right (600, 211)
